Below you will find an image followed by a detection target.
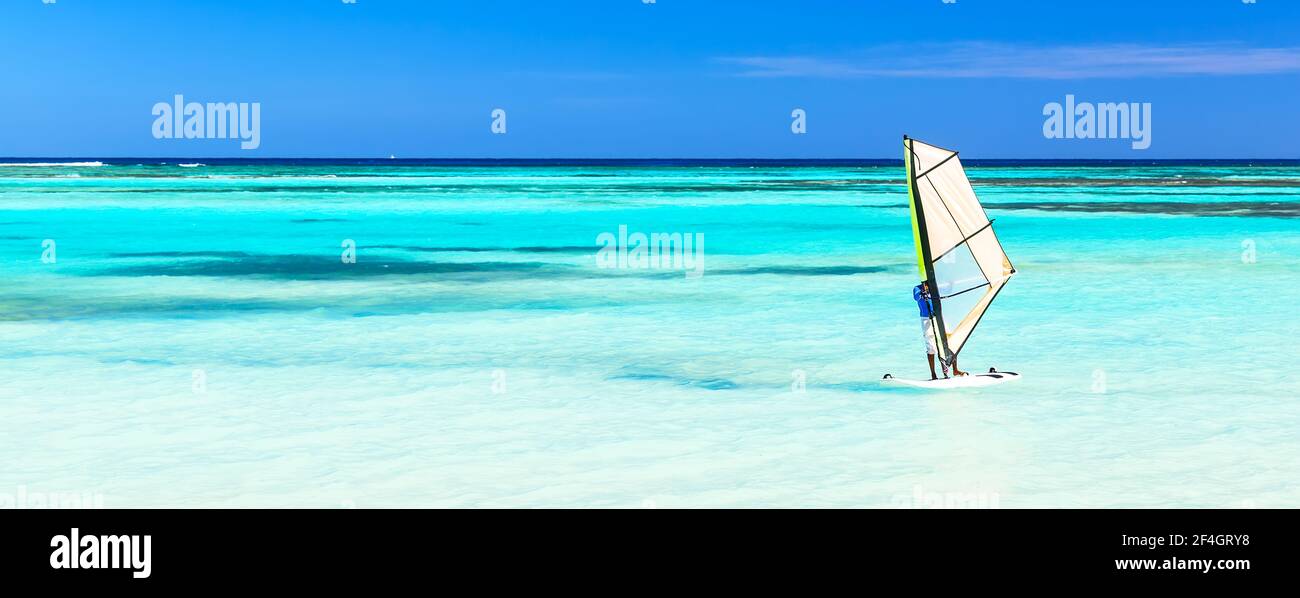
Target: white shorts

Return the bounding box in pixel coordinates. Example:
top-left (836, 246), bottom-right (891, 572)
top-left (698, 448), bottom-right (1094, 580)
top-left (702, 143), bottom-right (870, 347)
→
top-left (921, 318), bottom-right (937, 355)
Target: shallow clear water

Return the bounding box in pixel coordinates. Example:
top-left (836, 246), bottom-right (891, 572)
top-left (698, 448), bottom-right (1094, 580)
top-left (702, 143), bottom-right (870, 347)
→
top-left (1, 162), bottom-right (1297, 507)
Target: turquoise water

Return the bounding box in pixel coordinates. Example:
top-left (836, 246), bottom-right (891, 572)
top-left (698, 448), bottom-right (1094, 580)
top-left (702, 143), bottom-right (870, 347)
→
top-left (1, 162), bottom-right (1297, 507)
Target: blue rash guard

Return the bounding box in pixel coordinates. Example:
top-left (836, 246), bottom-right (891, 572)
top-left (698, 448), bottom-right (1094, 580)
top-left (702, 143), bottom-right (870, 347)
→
top-left (913, 284), bottom-right (933, 318)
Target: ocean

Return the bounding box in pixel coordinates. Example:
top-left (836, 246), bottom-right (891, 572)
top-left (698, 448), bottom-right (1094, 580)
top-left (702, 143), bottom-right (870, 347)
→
top-left (1, 160), bottom-right (1297, 507)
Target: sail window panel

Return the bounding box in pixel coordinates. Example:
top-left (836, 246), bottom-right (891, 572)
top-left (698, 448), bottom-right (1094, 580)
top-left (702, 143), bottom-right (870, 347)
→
top-left (932, 242), bottom-right (988, 334)
top-left (934, 241), bottom-right (988, 299)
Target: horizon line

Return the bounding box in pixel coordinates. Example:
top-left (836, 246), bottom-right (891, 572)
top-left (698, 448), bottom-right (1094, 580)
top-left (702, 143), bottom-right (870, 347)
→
top-left (3, 157), bottom-right (1299, 164)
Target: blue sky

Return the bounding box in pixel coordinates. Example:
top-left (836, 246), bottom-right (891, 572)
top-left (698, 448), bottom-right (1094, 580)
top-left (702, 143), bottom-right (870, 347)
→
top-left (3, 0), bottom-right (1298, 158)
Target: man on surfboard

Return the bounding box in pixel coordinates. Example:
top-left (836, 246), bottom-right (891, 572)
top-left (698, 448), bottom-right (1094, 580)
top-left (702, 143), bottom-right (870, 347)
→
top-left (914, 281), bottom-right (967, 380)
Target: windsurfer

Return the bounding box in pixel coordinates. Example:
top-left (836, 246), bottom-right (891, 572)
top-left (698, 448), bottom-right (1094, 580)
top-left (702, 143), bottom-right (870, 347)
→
top-left (913, 281), bottom-right (967, 379)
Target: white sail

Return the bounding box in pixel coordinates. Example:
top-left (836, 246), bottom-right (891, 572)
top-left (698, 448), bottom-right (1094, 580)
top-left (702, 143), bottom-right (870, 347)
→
top-left (904, 136), bottom-right (1015, 364)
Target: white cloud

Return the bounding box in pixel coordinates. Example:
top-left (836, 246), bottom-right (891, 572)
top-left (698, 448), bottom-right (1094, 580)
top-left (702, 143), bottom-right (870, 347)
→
top-left (719, 42), bottom-right (1300, 79)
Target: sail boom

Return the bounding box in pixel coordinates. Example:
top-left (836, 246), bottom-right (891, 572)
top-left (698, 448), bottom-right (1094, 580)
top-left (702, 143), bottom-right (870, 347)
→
top-left (940, 282), bottom-right (990, 300)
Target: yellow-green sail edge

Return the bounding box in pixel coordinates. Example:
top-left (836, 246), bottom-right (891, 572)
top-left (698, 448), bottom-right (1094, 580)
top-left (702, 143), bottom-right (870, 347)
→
top-left (903, 137), bottom-right (926, 278)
